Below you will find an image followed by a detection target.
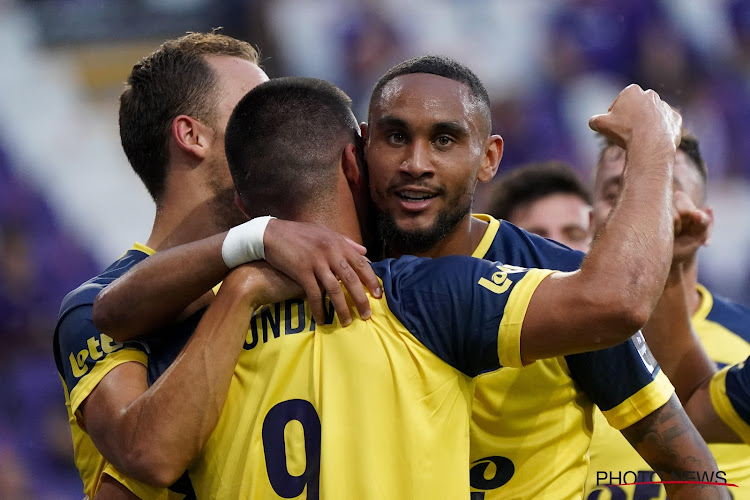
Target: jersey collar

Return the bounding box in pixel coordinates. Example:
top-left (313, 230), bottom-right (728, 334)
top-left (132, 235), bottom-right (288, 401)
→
top-left (132, 242), bottom-right (156, 256)
top-left (470, 214), bottom-right (500, 259)
top-left (692, 283), bottom-right (713, 323)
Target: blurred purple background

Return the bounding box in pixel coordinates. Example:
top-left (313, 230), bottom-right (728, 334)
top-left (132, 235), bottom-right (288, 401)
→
top-left (2, 0), bottom-right (750, 496)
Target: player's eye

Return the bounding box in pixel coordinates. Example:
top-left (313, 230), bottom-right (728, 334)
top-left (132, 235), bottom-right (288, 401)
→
top-left (434, 135), bottom-right (454, 148)
top-left (386, 132), bottom-right (406, 145)
top-left (566, 227), bottom-right (588, 242)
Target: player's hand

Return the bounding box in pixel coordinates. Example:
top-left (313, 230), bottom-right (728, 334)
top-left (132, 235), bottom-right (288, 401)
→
top-left (263, 219), bottom-right (382, 327)
top-left (672, 191), bottom-right (711, 264)
top-left (224, 262), bottom-right (304, 310)
top-left (589, 84), bottom-right (682, 150)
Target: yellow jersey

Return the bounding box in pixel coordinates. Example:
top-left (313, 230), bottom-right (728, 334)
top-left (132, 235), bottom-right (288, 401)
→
top-left (147, 255), bottom-right (553, 499)
top-left (586, 284), bottom-right (750, 499)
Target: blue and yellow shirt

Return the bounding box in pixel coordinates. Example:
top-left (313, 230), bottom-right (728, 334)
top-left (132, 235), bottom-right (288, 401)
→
top-left (712, 356), bottom-right (750, 445)
top-left (148, 254), bottom-right (553, 499)
top-left (54, 243), bottom-right (185, 500)
top-left (469, 215), bottom-right (674, 500)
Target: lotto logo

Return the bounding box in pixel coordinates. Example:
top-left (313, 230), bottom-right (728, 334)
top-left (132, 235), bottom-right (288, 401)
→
top-left (478, 264), bottom-right (526, 294)
top-left (69, 333), bottom-right (122, 378)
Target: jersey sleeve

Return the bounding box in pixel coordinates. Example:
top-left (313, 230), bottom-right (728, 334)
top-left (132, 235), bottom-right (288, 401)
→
top-left (564, 332), bottom-right (675, 429)
top-left (375, 256), bottom-right (554, 376)
top-left (55, 304), bottom-right (148, 415)
top-left (710, 358), bottom-right (750, 444)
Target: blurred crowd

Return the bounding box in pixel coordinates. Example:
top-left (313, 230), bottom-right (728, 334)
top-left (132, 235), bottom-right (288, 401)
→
top-left (0, 144), bottom-right (99, 498)
top-left (3, 0), bottom-right (750, 497)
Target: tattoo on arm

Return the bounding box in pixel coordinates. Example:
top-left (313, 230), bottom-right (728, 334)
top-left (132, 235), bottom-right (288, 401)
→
top-left (621, 394), bottom-right (727, 499)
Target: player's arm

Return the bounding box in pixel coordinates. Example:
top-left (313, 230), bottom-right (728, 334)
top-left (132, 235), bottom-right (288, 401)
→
top-left (83, 262), bottom-right (302, 487)
top-left (566, 337), bottom-right (727, 498)
top-left (93, 218), bottom-right (381, 341)
top-left (620, 394), bottom-right (729, 499)
top-left (682, 360), bottom-right (750, 444)
top-left (683, 378), bottom-right (744, 443)
top-left (637, 186), bottom-right (715, 404)
top-left (642, 263), bottom-right (716, 403)
top-left (55, 305), bottom-right (170, 499)
top-left (519, 85), bottom-right (689, 363)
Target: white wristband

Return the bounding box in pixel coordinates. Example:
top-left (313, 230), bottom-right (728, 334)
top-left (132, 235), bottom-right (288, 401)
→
top-left (221, 216), bottom-right (276, 268)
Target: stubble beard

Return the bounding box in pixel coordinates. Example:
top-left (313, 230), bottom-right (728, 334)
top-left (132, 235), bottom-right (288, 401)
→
top-left (375, 190), bottom-right (473, 256)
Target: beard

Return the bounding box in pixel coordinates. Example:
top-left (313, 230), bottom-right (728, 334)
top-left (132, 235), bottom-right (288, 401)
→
top-left (375, 190), bottom-right (473, 255)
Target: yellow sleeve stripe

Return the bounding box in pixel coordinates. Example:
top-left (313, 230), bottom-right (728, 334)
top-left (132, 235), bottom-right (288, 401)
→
top-left (102, 463), bottom-right (170, 500)
top-left (69, 349), bottom-right (148, 415)
top-left (601, 370), bottom-right (675, 430)
top-left (710, 367), bottom-right (750, 445)
top-left (498, 268), bottom-right (555, 369)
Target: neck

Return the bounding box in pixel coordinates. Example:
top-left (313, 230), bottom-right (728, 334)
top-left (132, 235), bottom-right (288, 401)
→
top-left (297, 206), bottom-right (364, 245)
top-left (681, 253), bottom-right (703, 316)
top-left (388, 214), bottom-right (488, 258)
top-left (145, 181), bottom-right (235, 251)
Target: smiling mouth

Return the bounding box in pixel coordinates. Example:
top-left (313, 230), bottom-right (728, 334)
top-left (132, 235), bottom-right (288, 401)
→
top-left (396, 190), bottom-right (438, 202)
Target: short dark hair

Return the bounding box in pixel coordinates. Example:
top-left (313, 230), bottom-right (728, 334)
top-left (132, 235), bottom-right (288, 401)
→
top-left (119, 31), bottom-right (259, 201)
top-left (596, 129), bottom-right (707, 188)
top-left (225, 77), bottom-right (359, 219)
top-left (368, 55), bottom-right (492, 132)
top-left (486, 161), bottom-right (591, 221)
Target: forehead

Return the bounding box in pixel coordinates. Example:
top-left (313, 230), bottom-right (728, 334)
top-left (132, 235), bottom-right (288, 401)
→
top-left (372, 73), bottom-right (480, 128)
top-left (673, 150), bottom-right (704, 195)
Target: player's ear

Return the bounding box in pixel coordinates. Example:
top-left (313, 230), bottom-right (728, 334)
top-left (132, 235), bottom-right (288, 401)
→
top-left (342, 143), bottom-right (362, 189)
top-left (477, 134), bottom-right (503, 183)
top-left (360, 122), bottom-right (369, 144)
top-left (234, 190), bottom-right (250, 218)
top-left (172, 115), bottom-right (212, 160)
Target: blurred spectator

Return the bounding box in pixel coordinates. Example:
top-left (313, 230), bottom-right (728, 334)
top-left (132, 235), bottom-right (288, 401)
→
top-left (489, 93), bottom-right (579, 173)
top-left (482, 161), bottom-right (592, 252)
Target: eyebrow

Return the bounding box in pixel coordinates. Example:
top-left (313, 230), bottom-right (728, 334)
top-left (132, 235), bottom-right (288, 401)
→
top-left (431, 121), bottom-right (470, 139)
top-left (374, 116), bottom-right (471, 139)
top-left (375, 115), bottom-right (408, 130)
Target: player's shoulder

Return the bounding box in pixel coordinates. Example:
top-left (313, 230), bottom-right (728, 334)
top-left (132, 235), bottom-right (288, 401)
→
top-left (54, 247), bottom-right (150, 366)
top-left (371, 255), bottom-right (500, 290)
top-left (704, 287), bottom-right (750, 342)
top-left (58, 247), bottom-right (150, 320)
top-left (475, 214), bottom-right (584, 272)
top-left (53, 246), bottom-right (151, 388)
